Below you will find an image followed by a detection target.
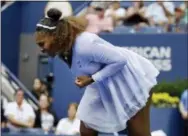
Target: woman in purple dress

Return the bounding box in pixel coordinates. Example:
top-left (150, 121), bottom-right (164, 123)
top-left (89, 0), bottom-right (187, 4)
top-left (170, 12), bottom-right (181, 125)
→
top-left (35, 8), bottom-right (159, 136)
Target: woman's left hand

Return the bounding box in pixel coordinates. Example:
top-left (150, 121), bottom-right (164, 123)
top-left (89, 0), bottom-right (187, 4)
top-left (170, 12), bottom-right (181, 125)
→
top-left (75, 75), bottom-right (94, 88)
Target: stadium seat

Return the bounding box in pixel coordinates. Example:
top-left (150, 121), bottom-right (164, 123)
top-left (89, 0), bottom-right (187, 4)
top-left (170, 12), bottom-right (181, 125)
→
top-left (120, 1), bottom-right (132, 9)
top-left (178, 23), bottom-right (188, 32)
top-left (173, 1), bottom-right (183, 8)
top-left (170, 24), bottom-right (188, 32)
top-left (144, 1), bottom-right (153, 6)
top-left (113, 26), bottom-right (135, 34)
top-left (137, 26), bottom-right (165, 33)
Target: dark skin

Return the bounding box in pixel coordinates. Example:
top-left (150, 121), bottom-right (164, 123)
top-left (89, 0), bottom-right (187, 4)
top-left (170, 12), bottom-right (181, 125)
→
top-left (36, 31), bottom-right (153, 136)
top-left (35, 32), bottom-right (94, 88)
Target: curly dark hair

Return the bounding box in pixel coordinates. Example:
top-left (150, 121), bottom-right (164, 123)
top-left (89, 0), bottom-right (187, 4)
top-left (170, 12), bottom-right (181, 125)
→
top-left (36, 8), bottom-right (87, 53)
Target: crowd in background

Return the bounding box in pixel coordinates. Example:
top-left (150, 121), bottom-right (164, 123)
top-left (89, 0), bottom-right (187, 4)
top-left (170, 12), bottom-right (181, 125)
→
top-left (1, 0), bottom-right (188, 34)
top-left (1, 73), bottom-right (80, 135)
top-left (78, 1), bottom-right (188, 34)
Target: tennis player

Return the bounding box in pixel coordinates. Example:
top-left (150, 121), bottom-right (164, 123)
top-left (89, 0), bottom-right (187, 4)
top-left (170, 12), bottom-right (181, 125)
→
top-left (35, 8), bottom-right (159, 136)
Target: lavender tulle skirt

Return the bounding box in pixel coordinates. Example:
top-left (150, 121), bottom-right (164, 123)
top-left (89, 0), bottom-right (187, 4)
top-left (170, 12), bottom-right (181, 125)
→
top-left (76, 47), bottom-right (159, 133)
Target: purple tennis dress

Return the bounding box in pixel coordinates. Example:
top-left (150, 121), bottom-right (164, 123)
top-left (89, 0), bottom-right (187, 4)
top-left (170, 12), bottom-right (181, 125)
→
top-left (70, 32), bottom-right (159, 133)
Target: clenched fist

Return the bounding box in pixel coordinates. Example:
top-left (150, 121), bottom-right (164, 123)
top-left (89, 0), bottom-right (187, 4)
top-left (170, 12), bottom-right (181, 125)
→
top-left (75, 75), bottom-right (94, 88)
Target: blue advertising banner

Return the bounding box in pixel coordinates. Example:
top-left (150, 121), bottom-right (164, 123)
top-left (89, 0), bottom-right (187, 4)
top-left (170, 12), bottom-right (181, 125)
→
top-left (100, 34), bottom-right (187, 81)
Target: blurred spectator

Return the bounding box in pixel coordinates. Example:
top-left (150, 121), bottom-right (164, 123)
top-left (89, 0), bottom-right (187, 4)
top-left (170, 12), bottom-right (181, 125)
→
top-left (41, 81), bottom-right (48, 94)
top-left (174, 7), bottom-right (184, 25)
top-left (4, 90), bottom-right (36, 131)
top-left (151, 130), bottom-right (167, 136)
top-left (85, 5), bottom-right (96, 15)
top-left (42, 81), bottom-right (55, 108)
top-left (180, 1), bottom-right (188, 24)
top-left (90, 1), bottom-right (112, 11)
top-left (85, 3), bottom-right (114, 34)
top-left (32, 78), bottom-right (48, 100)
top-left (105, 1), bottom-right (126, 26)
top-left (56, 103), bottom-right (80, 135)
top-left (44, 73), bottom-right (54, 98)
top-left (123, 0), bottom-right (149, 27)
top-left (145, 0), bottom-right (175, 26)
top-left (34, 94), bottom-right (58, 133)
top-left (166, 1), bottom-right (187, 33)
top-left (179, 89), bottom-right (188, 136)
top-left (45, 0), bottom-right (73, 18)
top-left (1, 100), bottom-right (7, 128)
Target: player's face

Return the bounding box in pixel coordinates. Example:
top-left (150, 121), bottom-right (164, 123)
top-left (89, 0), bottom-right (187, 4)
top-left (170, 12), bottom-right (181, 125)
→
top-left (35, 32), bottom-right (59, 57)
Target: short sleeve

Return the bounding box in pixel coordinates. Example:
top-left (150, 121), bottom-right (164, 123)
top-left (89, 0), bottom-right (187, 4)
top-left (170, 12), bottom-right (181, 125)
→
top-left (26, 104), bottom-right (36, 119)
top-left (116, 8), bottom-right (126, 18)
top-left (4, 103), bottom-right (12, 117)
top-left (56, 119), bottom-right (66, 134)
top-left (164, 2), bottom-right (175, 14)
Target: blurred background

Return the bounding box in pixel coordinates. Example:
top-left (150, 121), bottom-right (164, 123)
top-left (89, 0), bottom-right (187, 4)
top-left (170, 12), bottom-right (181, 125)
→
top-left (1, 0), bottom-right (188, 136)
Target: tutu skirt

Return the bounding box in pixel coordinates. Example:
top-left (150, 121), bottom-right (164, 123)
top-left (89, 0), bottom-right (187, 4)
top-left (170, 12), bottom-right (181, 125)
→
top-left (76, 47), bottom-right (159, 133)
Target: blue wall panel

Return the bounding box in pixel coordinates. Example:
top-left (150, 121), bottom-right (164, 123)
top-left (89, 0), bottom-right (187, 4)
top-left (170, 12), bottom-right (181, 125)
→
top-left (150, 108), bottom-right (183, 136)
top-left (21, 1), bottom-right (47, 33)
top-left (1, 2), bottom-right (22, 76)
